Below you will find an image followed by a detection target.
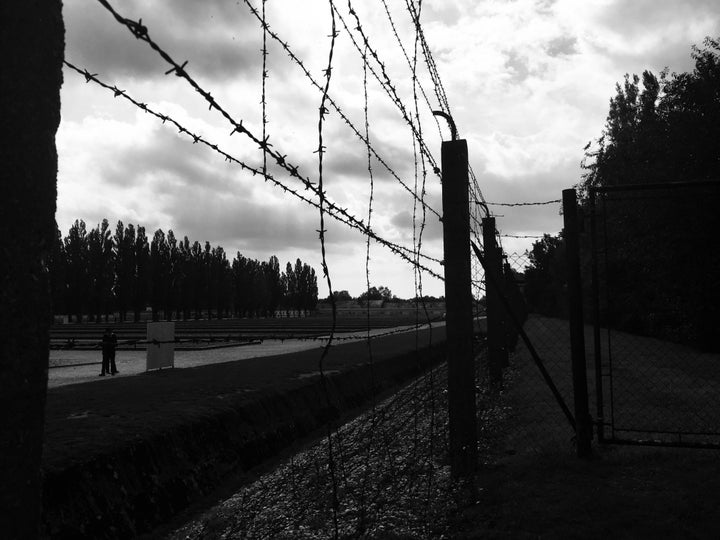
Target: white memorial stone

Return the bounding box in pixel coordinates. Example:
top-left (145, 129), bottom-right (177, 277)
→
top-left (146, 321), bottom-right (175, 370)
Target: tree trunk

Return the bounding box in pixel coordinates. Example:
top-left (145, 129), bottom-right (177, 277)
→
top-left (0, 2), bottom-right (64, 537)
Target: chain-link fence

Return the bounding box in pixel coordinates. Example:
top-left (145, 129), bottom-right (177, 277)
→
top-left (590, 181), bottom-right (720, 448)
top-left (494, 250), bottom-right (580, 456)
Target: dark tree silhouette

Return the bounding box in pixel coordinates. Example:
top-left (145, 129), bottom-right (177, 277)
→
top-left (266, 255), bottom-right (283, 316)
top-left (284, 260), bottom-right (298, 314)
top-left (48, 224), bottom-right (67, 316)
top-left (166, 230), bottom-right (182, 320)
top-left (178, 236), bottom-right (192, 319)
top-left (113, 222), bottom-right (136, 322)
top-left (149, 229), bottom-right (170, 321)
top-left (52, 219), bottom-right (319, 322)
top-left (358, 285), bottom-right (392, 304)
top-left (523, 234), bottom-right (567, 317)
top-left (331, 290), bottom-right (353, 302)
top-left (133, 227), bottom-right (150, 322)
top-left (87, 219), bottom-right (113, 322)
top-left (568, 36), bottom-right (720, 348)
top-left (582, 37), bottom-right (720, 190)
top-left (294, 259), bottom-right (319, 314)
top-left (64, 220), bottom-right (89, 322)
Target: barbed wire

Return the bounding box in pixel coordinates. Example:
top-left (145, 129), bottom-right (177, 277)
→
top-left (315, 5), bottom-right (341, 535)
top-left (501, 234), bottom-right (545, 239)
top-left (486, 199), bottom-right (562, 207)
top-left (334, 1), bottom-right (441, 178)
top-left (362, 41), bottom-right (378, 450)
top-left (377, 0), bottom-right (443, 141)
top-left (64, 61), bottom-right (445, 280)
top-left (93, 0), bottom-right (446, 277)
top-left (346, 0), bottom-right (442, 146)
top-left (410, 0), bottom-right (439, 517)
top-left (261, 0), bottom-right (268, 179)
top-left (241, 0), bottom-right (443, 223)
top-left (404, 0), bottom-right (451, 118)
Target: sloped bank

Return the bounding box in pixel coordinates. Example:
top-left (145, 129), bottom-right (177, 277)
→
top-left (41, 327), bottom-right (446, 539)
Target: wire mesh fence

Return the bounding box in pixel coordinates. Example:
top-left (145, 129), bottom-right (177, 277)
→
top-left (496, 251), bottom-right (579, 456)
top-left (590, 181), bottom-right (720, 448)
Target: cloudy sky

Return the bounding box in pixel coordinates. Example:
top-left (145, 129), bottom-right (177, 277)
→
top-left (58, 0), bottom-right (719, 299)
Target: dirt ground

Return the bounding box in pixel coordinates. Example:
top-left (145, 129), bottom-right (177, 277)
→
top-left (449, 375), bottom-right (720, 538)
top-left (450, 317), bottom-right (720, 538)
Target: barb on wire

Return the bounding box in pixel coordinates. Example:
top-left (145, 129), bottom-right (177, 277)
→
top-left (242, 0), bottom-right (442, 223)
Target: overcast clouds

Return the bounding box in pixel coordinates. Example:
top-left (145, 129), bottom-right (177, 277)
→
top-left (57, 0), bottom-right (720, 298)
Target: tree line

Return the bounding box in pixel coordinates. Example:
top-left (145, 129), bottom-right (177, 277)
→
top-left (48, 219), bottom-right (319, 322)
top-left (524, 37), bottom-right (720, 351)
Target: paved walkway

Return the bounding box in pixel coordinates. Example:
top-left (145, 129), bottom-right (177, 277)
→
top-left (48, 324), bottom-right (442, 388)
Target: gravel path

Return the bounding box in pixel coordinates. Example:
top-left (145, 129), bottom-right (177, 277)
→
top-left (48, 324), bottom-right (437, 388)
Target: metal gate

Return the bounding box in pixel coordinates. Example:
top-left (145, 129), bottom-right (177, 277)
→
top-left (590, 181), bottom-right (720, 448)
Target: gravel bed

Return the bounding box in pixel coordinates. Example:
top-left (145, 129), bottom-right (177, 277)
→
top-left (168, 352), bottom-right (508, 539)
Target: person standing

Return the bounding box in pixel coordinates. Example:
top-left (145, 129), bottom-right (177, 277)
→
top-left (100, 328), bottom-right (118, 376)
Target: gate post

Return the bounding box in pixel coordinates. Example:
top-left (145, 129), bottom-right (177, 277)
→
top-left (482, 218), bottom-right (504, 386)
top-left (441, 138), bottom-right (477, 479)
top-left (562, 188), bottom-right (592, 457)
top-left (589, 188), bottom-right (604, 443)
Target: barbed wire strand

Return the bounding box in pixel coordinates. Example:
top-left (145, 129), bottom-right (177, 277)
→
top-left (360, 41), bottom-right (379, 529)
top-left (335, 1), bottom-right (441, 179)
top-left (410, 30), bottom-right (423, 460)
top-left (486, 199), bottom-right (562, 207)
top-left (241, 0), bottom-right (442, 223)
top-left (409, 0), bottom-right (438, 522)
top-left (404, 0), bottom-right (451, 117)
top-left (376, 0), bottom-right (443, 141)
top-left (63, 60), bottom-right (444, 278)
top-left (316, 4), bottom-right (341, 536)
top-left (261, 0), bottom-right (268, 179)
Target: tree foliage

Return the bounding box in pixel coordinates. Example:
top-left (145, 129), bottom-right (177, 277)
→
top-left (523, 234), bottom-right (567, 317)
top-left (527, 37), bottom-right (720, 350)
top-left (582, 37), bottom-right (720, 190)
top-left (49, 219), bottom-right (319, 321)
top-left (357, 285), bottom-right (393, 304)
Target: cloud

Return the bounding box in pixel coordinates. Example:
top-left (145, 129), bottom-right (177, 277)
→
top-left (56, 0), bottom-right (719, 300)
top-left (576, 0), bottom-right (719, 74)
top-left (166, 190), bottom-right (356, 253)
top-left (545, 35), bottom-right (578, 57)
top-left (477, 157), bottom-right (580, 243)
top-left (64, 0), bottom-right (262, 81)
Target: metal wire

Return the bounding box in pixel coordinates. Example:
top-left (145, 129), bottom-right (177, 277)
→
top-left (242, 0), bottom-right (443, 223)
top-left (93, 0), bottom-right (444, 277)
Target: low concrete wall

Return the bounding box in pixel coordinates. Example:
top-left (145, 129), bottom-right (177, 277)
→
top-left (41, 342), bottom-right (445, 539)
